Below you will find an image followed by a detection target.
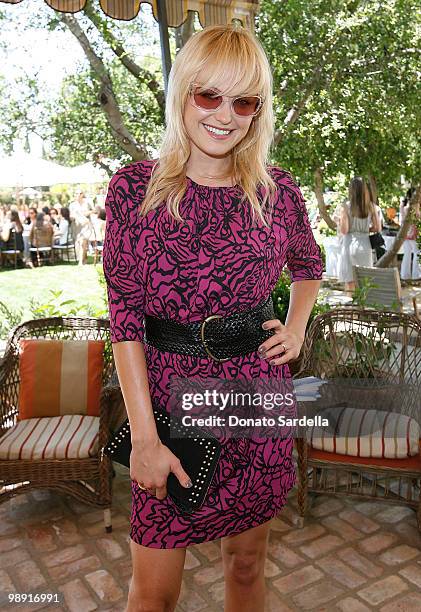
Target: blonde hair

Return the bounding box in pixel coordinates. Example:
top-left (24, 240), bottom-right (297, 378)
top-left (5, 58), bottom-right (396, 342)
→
top-left (140, 24), bottom-right (277, 227)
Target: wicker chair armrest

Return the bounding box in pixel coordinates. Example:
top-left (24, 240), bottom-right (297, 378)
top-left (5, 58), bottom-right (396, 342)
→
top-left (98, 380), bottom-right (126, 451)
top-left (0, 344), bottom-right (19, 423)
top-left (0, 343), bottom-right (16, 386)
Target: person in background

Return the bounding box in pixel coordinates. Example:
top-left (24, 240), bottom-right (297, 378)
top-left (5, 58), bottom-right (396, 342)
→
top-left (49, 208), bottom-right (60, 229)
top-left (42, 206), bottom-right (51, 223)
top-left (29, 212), bottom-right (54, 267)
top-left (0, 210), bottom-right (25, 267)
top-left (18, 203), bottom-right (28, 224)
top-left (94, 186), bottom-right (106, 208)
top-left (400, 188), bottom-right (420, 280)
top-left (338, 177), bottom-right (381, 293)
top-left (90, 207), bottom-right (106, 246)
top-left (22, 207), bottom-right (38, 264)
top-left (69, 191), bottom-right (90, 260)
top-left (54, 207), bottom-right (71, 245)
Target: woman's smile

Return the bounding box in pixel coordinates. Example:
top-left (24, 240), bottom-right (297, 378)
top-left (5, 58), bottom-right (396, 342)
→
top-left (202, 123), bottom-right (234, 139)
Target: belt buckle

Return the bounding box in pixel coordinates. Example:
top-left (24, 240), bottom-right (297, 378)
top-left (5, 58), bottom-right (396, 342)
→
top-left (200, 314), bottom-right (230, 362)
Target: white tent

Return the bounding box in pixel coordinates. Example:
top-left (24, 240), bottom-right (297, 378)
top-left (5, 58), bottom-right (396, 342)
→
top-left (0, 153), bottom-right (108, 187)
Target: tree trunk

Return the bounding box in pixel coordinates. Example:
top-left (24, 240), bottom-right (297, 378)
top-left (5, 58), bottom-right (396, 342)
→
top-left (175, 11), bottom-right (195, 52)
top-left (60, 14), bottom-right (148, 161)
top-left (376, 184), bottom-right (421, 268)
top-left (314, 167), bottom-right (336, 230)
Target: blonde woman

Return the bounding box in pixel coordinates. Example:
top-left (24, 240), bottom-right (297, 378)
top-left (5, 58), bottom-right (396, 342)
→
top-left (338, 177), bottom-right (381, 293)
top-left (103, 24), bottom-right (322, 612)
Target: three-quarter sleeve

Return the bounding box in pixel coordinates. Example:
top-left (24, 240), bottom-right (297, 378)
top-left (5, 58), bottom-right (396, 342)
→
top-left (103, 169), bottom-right (146, 343)
top-left (283, 178), bottom-right (324, 282)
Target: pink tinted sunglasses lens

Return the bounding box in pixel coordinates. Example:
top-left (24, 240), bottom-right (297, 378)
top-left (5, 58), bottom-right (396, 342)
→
top-left (192, 89), bottom-right (261, 116)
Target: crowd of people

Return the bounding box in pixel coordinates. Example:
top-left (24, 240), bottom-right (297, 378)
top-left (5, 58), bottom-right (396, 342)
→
top-left (0, 190), bottom-right (106, 268)
top-left (330, 179), bottom-right (420, 292)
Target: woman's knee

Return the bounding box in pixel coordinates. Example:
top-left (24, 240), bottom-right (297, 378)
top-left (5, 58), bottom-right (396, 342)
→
top-left (224, 549), bottom-right (265, 585)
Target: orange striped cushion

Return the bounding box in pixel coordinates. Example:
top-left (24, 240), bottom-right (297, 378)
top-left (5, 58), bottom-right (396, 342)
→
top-left (18, 339), bottom-right (105, 420)
top-left (0, 415), bottom-right (99, 460)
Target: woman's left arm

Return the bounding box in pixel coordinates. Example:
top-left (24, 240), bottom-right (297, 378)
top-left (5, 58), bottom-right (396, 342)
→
top-left (258, 177), bottom-right (323, 366)
top-left (1, 222), bottom-right (11, 242)
top-left (259, 279), bottom-right (321, 366)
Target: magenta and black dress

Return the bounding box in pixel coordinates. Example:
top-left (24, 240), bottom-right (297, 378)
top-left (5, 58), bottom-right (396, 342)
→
top-left (103, 160), bottom-right (323, 549)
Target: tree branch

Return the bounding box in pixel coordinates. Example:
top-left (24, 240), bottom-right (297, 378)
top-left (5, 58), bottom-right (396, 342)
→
top-left (376, 184), bottom-right (421, 267)
top-left (274, 1), bottom-right (368, 146)
top-left (83, 1), bottom-right (165, 115)
top-left (314, 167), bottom-right (336, 230)
top-left (93, 153), bottom-right (114, 177)
top-left (274, 49), bottom-right (333, 146)
top-left (60, 13), bottom-right (147, 161)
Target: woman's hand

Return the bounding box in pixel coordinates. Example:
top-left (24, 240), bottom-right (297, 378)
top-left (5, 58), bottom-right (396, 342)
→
top-left (258, 319), bottom-right (305, 366)
top-left (130, 439), bottom-right (192, 501)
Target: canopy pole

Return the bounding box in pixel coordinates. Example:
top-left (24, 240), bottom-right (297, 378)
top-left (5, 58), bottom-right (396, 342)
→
top-left (156, 0), bottom-right (172, 99)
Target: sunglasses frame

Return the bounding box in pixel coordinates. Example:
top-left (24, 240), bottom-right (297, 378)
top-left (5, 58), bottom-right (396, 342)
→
top-left (188, 82), bottom-right (264, 118)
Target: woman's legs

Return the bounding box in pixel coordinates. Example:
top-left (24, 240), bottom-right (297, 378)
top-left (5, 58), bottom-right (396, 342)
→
top-left (126, 539), bottom-right (186, 612)
top-left (221, 520), bottom-right (272, 612)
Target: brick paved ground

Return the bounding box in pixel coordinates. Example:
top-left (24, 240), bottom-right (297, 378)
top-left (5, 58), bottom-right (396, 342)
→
top-left (1, 464), bottom-right (420, 612)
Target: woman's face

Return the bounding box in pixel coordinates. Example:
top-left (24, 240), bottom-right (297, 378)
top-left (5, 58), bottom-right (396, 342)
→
top-left (183, 80), bottom-right (256, 161)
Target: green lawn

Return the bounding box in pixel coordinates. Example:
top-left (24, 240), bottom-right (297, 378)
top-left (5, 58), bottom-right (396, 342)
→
top-left (0, 262), bottom-right (106, 333)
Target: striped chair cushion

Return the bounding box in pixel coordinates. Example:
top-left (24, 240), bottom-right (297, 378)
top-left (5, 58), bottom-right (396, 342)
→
top-left (18, 339), bottom-right (105, 420)
top-left (307, 406), bottom-right (420, 458)
top-left (0, 415), bottom-right (99, 460)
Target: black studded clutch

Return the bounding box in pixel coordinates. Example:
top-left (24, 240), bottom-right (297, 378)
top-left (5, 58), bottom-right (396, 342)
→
top-left (101, 403), bottom-right (222, 513)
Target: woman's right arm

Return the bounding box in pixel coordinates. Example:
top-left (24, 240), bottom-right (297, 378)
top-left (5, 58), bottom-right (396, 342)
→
top-left (369, 205), bottom-right (381, 233)
top-left (112, 341), bottom-right (191, 500)
top-left (339, 204), bottom-right (349, 235)
top-left (103, 170), bottom-right (192, 500)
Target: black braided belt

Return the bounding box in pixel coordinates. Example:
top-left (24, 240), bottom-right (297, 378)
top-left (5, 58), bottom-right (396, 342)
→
top-left (144, 295), bottom-right (276, 362)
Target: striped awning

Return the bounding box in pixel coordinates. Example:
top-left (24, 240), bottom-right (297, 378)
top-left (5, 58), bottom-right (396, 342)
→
top-left (0, 0), bottom-right (259, 28)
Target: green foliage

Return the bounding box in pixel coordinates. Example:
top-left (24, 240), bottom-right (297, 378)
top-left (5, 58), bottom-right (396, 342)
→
top-left (318, 328), bottom-right (395, 379)
top-left (0, 300), bottom-right (24, 341)
top-left (47, 62), bottom-right (164, 166)
top-left (272, 270), bottom-right (330, 326)
top-left (258, 0), bottom-right (420, 198)
top-left (28, 288), bottom-right (107, 319)
top-left (318, 221), bottom-right (337, 237)
top-left (0, 267), bottom-right (109, 341)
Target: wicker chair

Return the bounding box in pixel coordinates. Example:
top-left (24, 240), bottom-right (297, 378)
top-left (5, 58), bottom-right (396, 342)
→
top-left (293, 307), bottom-right (421, 529)
top-left (0, 317), bottom-right (121, 532)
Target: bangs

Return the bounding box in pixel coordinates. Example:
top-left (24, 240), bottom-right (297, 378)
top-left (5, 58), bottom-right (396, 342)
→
top-left (191, 36), bottom-right (267, 97)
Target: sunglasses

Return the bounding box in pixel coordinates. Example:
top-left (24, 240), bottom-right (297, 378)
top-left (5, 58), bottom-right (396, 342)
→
top-left (189, 83), bottom-right (263, 117)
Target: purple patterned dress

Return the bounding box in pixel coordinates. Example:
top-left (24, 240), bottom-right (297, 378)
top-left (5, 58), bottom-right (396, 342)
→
top-left (103, 160), bottom-right (323, 549)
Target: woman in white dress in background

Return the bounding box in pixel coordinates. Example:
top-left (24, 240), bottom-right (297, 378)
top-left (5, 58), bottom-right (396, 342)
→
top-left (338, 177), bottom-right (381, 293)
top-left (400, 188), bottom-right (420, 280)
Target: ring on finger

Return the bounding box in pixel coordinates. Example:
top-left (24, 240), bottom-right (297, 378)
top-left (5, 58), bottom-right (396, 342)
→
top-left (137, 482), bottom-right (147, 491)
top-left (281, 343), bottom-right (287, 352)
